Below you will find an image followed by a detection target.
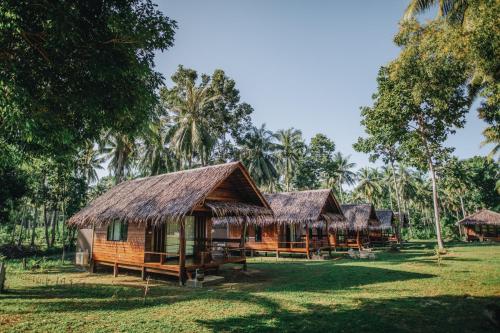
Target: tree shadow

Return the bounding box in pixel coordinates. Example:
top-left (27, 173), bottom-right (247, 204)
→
top-left (198, 295), bottom-right (500, 332)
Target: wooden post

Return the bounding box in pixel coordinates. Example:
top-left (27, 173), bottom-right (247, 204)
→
top-left (356, 230), bottom-right (361, 250)
top-left (141, 266), bottom-right (146, 281)
top-left (179, 219), bottom-right (186, 286)
top-left (240, 221), bottom-right (247, 271)
top-left (275, 223), bottom-right (279, 258)
top-left (326, 221), bottom-right (332, 257)
top-left (0, 262), bottom-right (6, 293)
top-left (305, 223), bottom-right (311, 259)
top-left (113, 263), bottom-right (118, 277)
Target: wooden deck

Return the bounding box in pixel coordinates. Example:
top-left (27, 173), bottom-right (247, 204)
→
top-left (94, 255), bottom-right (246, 280)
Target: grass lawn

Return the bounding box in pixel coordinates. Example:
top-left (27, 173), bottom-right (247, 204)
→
top-left (0, 241), bottom-right (499, 332)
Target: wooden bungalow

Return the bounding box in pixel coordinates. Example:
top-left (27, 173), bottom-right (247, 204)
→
top-left (457, 209), bottom-right (500, 242)
top-left (214, 189), bottom-right (344, 259)
top-left (330, 204), bottom-right (380, 249)
top-left (68, 162), bottom-right (273, 284)
top-left (369, 210), bottom-right (397, 245)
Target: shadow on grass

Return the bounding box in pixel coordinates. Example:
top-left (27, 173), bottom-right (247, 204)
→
top-left (0, 263), bottom-right (435, 314)
top-left (197, 295), bottom-right (500, 333)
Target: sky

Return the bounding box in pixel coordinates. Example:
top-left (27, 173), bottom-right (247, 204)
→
top-left (152, 0), bottom-right (491, 170)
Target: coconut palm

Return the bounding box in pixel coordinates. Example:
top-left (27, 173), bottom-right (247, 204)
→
top-left (274, 128), bottom-right (304, 191)
top-left (139, 116), bottom-right (179, 176)
top-left (354, 167), bottom-right (382, 205)
top-left (100, 132), bottom-right (137, 184)
top-left (239, 124), bottom-right (279, 188)
top-left (169, 81), bottom-right (220, 168)
top-left (404, 0), bottom-right (470, 24)
top-left (481, 127), bottom-right (500, 160)
top-left (78, 141), bottom-right (105, 185)
top-left (332, 152), bottom-right (357, 202)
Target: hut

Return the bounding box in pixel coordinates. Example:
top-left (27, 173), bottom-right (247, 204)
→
top-left (369, 210), bottom-right (397, 245)
top-left (68, 162), bottom-right (272, 284)
top-left (216, 189), bottom-right (344, 259)
top-left (330, 204), bottom-right (380, 249)
top-left (457, 209), bottom-right (500, 242)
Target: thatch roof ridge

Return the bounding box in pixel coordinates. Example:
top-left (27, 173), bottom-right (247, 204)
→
top-left (264, 189), bottom-right (344, 224)
top-left (457, 209), bottom-right (500, 226)
top-left (335, 203), bottom-right (380, 231)
top-left (68, 161), bottom-right (271, 227)
top-left (374, 209), bottom-right (394, 230)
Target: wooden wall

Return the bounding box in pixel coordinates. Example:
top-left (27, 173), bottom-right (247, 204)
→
top-left (92, 223), bottom-right (146, 265)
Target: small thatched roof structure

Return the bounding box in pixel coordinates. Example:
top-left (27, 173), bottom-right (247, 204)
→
top-left (334, 204), bottom-right (380, 231)
top-left (372, 210), bottom-right (395, 230)
top-left (68, 162), bottom-right (272, 227)
top-left (263, 189), bottom-right (344, 227)
top-left (456, 209), bottom-right (500, 226)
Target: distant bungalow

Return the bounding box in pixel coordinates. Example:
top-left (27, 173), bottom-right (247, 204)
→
top-left (331, 204), bottom-right (380, 249)
top-left (457, 209), bottom-right (500, 242)
top-left (215, 189), bottom-right (344, 258)
top-left (369, 209), bottom-right (397, 245)
top-left (68, 162), bottom-right (273, 284)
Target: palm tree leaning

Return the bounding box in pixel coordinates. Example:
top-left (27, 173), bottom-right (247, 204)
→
top-left (274, 128), bottom-right (304, 191)
top-left (169, 81), bottom-right (220, 168)
top-left (333, 152), bottom-right (357, 203)
top-left (239, 124), bottom-right (279, 189)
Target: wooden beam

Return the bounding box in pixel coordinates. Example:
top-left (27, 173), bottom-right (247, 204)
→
top-left (179, 219), bottom-right (186, 286)
top-left (305, 223), bottom-right (310, 259)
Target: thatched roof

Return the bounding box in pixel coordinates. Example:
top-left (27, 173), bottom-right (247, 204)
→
top-left (68, 162), bottom-right (272, 227)
top-left (263, 189), bottom-right (344, 226)
top-left (373, 210), bottom-right (394, 230)
top-left (456, 209), bottom-right (500, 226)
top-left (334, 204), bottom-right (380, 231)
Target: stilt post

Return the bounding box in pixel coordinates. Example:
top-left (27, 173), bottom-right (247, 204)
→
top-left (179, 219), bottom-right (186, 286)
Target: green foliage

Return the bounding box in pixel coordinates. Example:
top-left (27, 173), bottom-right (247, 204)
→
top-left (0, 0), bottom-right (177, 157)
top-left (1, 243), bottom-right (499, 332)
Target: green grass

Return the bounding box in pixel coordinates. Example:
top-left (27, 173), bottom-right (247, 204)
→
top-left (1, 241), bottom-right (499, 332)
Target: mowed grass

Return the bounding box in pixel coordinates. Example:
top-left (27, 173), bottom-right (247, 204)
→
top-left (0, 241), bottom-right (499, 332)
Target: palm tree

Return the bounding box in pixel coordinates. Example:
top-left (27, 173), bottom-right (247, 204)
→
top-left (139, 116), bottom-right (179, 176)
top-left (354, 167), bottom-right (382, 205)
top-left (274, 128), bottom-right (304, 191)
top-left (169, 81), bottom-right (220, 168)
top-left (481, 127), bottom-right (500, 160)
top-left (332, 152), bottom-right (357, 203)
top-left (404, 0), bottom-right (470, 24)
top-left (239, 124), bottom-right (279, 188)
top-left (100, 132), bottom-right (137, 184)
top-left (78, 141), bottom-right (105, 185)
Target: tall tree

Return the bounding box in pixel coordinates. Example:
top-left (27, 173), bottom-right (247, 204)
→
top-left (354, 167), bottom-right (382, 205)
top-left (0, 0), bottom-right (177, 157)
top-left (100, 132), bottom-right (137, 184)
top-left (274, 128), bottom-right (305, 191)
top-left (239, 124), bottom-right (279, 188)
top-left (332, 152), bottom-right (357, 202)
top-left (358, 21), bottom-right (471, 250)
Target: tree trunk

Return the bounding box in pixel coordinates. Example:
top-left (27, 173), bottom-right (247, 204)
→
top-left (390, 161), bottom-right (403, 242)
top-left (31, 206), bottom-right (38, 247)
top-left (17, 209), bottom-right (26, 246)
top-left (428, 159), bottom-right (445, 251)
top-left (43, 204), bottom-right (50, 248)
top-left (50, 210), bottom-right (58, 247)
top-left (459, 196), bottom-right (466, 218)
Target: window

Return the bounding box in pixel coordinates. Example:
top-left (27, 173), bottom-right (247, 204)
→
top-left (255, 225), bottom-right (263, 242)
top-left (107, 221), bottom-right (128, 241)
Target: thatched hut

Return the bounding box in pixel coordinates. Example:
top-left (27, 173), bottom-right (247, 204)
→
top-left (217, 189), bottom-right (344, 259)
top-left (330, 204), bottom-right (380, 249)
top-left (457, 209), bottom-right (500, 242)
top-left (68, 162), bottom-right (272, 284)
top-left (369, 210), bottom-right (397, 245)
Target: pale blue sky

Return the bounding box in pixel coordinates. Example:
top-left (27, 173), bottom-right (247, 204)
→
top-left (153, 0), bottom-right (491, 169)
